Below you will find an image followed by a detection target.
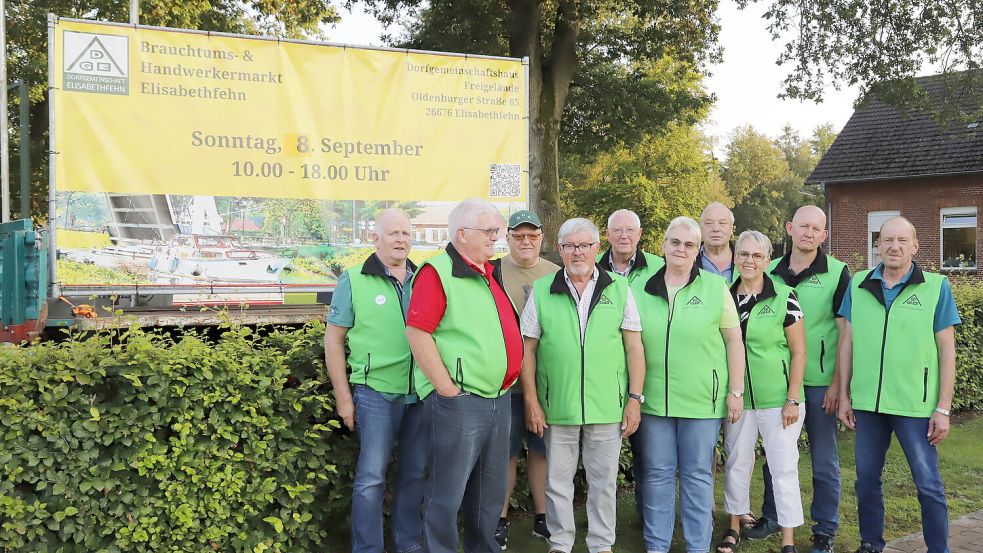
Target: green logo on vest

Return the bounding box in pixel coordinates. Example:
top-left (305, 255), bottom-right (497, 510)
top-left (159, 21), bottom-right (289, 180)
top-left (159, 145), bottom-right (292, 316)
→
top-left (759, 305), bottom-right (776, 315)
top-left (597, 294), bottom-right (613, 305)
top-left (801, 274), bottom-right (822, 286)
top-left (686, 296), bottom-right (703, 306)
top-left (903, 294), bottom-right (922, 307)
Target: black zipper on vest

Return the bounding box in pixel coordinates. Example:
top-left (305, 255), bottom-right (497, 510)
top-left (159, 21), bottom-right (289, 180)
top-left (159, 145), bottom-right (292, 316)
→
top-left (782, 360), bottom-right (789, 390)
top-left (455, 358), bottom-right (464, 388)
top-left (364, 353), bottom-right (371, 382)
top-left (744, 313), bottom-right (755, 409)
top-left (389, 277), bottom-right (414, 395)
top-left (711, 368), bottom-right (719, 412)
top-left (922, 367), bottom-right (928, 402)
top-left (874, 283), bottom-right (914, 412)
top-left (819, 339), bottom-right (826, 373)
top-left (580, 341), bottom-right (587, 424)
top-left (664, 295), bottom-right (678, 415)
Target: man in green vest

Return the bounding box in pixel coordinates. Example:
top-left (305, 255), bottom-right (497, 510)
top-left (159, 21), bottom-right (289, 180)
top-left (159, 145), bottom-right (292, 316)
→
top-left (597, 208), bottom-right (665, 288)
top-left (837, 217), bottom-right (960, 553)
top-left (521, 217), bottom-right (645, 553)
top-left (405, 198), bottom-right (523, 553)
top-left (325, 208), bottom-right (427, 553)
top-left (746, 205), bottom-right (851, 553)
top-left (494, 209), bottom-right (559, 549)
top-left (699, 201), bottom-right (736, 281)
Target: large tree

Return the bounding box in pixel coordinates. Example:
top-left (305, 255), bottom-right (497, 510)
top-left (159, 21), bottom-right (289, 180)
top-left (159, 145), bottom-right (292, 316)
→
top-left (564, 124), bottom-right (728, 250)
top-left (358, 0), bottom-right (983, 244)
top-left (357, 0), bottom-right (720, 245)
top-left (6, 0), bottom-right (339, 220)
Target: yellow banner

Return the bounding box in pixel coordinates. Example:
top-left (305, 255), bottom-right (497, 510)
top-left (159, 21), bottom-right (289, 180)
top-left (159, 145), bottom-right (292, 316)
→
top-left (52, 19), bottom-right (528, 202)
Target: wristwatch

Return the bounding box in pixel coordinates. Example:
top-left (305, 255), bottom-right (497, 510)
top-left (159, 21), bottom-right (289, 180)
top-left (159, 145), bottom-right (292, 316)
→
top-left (786, 398), bottom-right (800, 406)
top-left (628, 393), bottom-right (645, 404)
top-left (934, 407), bottom-right (951, 417)
top-left (728, 390), bottom-right (744, 399)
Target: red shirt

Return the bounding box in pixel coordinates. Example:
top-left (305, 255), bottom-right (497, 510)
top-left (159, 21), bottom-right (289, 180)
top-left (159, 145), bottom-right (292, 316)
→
top-left (407, 261), bottom-right (522, 390)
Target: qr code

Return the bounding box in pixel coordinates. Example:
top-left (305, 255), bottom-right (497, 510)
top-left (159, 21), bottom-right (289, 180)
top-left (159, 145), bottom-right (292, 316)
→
top-left (489, 163), bottom-right (521, 197)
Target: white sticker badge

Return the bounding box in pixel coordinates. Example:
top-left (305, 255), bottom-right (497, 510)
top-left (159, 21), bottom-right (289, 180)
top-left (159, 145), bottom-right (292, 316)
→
top-left (375, 294), bottom-right (387, 305)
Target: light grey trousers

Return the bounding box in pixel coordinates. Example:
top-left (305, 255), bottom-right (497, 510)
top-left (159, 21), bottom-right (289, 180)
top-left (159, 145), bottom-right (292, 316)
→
top-left (545, 423), bottom-right (622, 553)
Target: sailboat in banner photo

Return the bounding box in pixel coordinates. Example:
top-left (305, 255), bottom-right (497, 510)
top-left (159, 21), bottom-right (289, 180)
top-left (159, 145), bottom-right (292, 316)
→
top-left (147, 196), bottom-right (293, 283)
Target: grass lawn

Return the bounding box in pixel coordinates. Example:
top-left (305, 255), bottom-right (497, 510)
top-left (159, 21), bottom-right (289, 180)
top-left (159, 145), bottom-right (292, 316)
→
top-left (324, 414), bottom-right (982, 552)
top-left (502, 414), bottom-right (983, 552)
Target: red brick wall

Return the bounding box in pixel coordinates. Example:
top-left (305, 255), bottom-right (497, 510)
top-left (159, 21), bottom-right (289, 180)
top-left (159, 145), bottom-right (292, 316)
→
top-left (826, 173), bottom-right (983, 281)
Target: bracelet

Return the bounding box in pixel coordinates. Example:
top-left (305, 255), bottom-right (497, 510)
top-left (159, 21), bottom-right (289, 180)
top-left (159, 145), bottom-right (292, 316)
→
top-left (935, 407), bottom-right (951, 417)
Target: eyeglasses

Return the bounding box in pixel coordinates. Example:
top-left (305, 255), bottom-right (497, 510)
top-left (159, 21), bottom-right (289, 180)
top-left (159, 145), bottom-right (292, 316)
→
top-left (559, 242), bottom-right (598, 253)
top-left (736, 251), bottom-right (767, 263)
top-left (665, 238), bottom-right (698, 251)
top-left (462, 227), bottom-right (500, 238)
top-left (508, 232), bottom-right (543, 242)
top-left (609, 227), bottom-right (640, 236)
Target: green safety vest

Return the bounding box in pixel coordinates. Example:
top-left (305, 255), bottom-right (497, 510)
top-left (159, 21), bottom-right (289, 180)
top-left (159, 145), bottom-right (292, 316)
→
top-left (768, 251), bottom-right (848, 387)
top-left (637, 265), bottom-right (729, 418)
top-left (597, 248), bottom-right (665, 296)
top-left (345, 255), bottom-right (416, 394)
top-left (849, 264), bottom-right (944, 417)
top-left (413, 244), bottom-right (514, 399)
top-left (731, 277), bottom-right (801, 409)
top-left (533, 269), bottom-right (629, 425)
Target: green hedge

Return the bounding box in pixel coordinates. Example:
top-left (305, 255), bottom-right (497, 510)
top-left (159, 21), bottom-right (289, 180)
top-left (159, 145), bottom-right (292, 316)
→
top-left (0, 284), bottom-right (980, 550)
top-left (0, 322), bottom-right (356, 552)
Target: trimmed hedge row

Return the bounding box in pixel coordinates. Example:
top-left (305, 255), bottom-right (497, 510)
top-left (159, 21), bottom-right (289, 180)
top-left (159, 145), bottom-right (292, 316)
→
top-left (0, 284), bottom-right (980, 550)
top-left (0, 322), bottom-right (354, 552)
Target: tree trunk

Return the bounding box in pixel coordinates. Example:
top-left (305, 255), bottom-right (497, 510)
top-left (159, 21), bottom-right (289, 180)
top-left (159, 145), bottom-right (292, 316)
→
top-left (507, 0), bottom-right (580, 251)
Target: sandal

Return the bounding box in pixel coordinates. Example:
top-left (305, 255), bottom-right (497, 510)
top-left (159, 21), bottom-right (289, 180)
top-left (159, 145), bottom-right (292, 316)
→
top-left (739, 513), bottom-right (756, 533)
top-left (716, 528), bottom-right (741, 553)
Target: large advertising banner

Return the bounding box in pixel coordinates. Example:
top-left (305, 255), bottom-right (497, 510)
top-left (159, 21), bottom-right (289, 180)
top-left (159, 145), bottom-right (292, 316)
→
top-left (50, 18), bottom-right (528, 295)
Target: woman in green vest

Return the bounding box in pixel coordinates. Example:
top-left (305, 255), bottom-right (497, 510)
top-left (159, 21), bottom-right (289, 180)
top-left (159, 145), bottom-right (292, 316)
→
top-left (633, 216), bottom-right (746, 553)
top-left (717, 230), bottom-right (806, 553)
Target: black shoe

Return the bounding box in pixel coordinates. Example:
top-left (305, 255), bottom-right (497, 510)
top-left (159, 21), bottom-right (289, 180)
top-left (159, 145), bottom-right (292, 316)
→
top-left (781, 546), bottom-right (798, 553)
top-left (743, 517), bottom-right (780, 539)
top-left (494, 518), bottom-right (508, 550)
top-left (854, 543), bottom-right (881, 553)
top-left (810, 534), bottom-right (834, 553)
top-left (532, 516), bottom-right (550, 540)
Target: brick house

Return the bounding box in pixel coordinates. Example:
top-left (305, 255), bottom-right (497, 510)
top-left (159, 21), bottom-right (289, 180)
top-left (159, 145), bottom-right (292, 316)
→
top-left (808, 73), bottom-right (982, 277)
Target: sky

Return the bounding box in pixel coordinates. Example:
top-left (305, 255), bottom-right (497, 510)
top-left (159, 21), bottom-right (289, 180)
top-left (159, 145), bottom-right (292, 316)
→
top-left (322, 1), bottom-right (863, 157)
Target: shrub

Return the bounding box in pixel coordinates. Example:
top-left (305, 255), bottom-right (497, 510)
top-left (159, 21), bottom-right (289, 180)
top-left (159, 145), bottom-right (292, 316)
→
top-left (952, 283), bottom-right (983, 412)
top-left (0, 322), bottom-right (357, 552)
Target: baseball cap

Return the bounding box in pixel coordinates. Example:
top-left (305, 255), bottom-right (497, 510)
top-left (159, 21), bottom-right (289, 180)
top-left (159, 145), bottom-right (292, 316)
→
top-left (508, 210), bottom-right (542, 230)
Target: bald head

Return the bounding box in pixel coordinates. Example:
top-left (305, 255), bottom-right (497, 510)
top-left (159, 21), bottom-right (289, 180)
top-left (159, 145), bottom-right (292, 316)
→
top-left (786, 204), bottom-right (829, 254)
top-left (375, 208), bottom-right (411, 235)
top-left (880, 216), bottom-right (917, 241)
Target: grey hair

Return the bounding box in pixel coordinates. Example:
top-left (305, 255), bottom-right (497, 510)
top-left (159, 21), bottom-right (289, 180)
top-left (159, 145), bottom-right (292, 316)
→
top-left (665, 216), bottom-right (702, 243)
top-left (448, 198), bottom-right (500, 240)
top-left (701, 201), bottom-right (735, 225)
top-left (607, 209), bottom-right (641, 229)
top-left (558, 217), bottom-right (600, 244)
top-left (736, 230), bottom-right (773, 258)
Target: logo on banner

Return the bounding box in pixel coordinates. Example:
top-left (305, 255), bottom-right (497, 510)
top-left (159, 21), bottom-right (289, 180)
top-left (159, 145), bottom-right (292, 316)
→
top-left (63, 31), bottom-right (129, 95)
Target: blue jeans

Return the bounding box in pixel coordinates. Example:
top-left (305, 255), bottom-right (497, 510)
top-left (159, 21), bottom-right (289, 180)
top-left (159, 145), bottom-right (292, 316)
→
top-left (351, 385), bottom-right (429, 553)
top-left (633, 415), bottom-right (722, 553)
top-left (422, 391), bottom-right (511, 553)
top-left (761, 385), bottom-right (840, 536)
top-left (509, 391), bottom-right (547, 457)
top-left (854, 411), bottom-right (949, 553)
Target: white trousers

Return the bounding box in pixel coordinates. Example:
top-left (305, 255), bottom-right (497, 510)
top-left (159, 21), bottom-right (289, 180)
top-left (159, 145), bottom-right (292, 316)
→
top-left (545, 423), bottom-right (622, 553)
top-left (723, 405), bottom-right (806, 528)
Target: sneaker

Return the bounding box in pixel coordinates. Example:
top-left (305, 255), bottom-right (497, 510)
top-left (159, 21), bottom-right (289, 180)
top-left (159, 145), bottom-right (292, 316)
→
top-left (494, 518), bottom-right (508, 550)
top-left (810, 534), bottom-right (834, 553)
top-left (532, 516), bottom-right (550, 540)
top-left (743, 517), bottom-right (781, 539)
top-left (855, 543), bottom-right (880, 553)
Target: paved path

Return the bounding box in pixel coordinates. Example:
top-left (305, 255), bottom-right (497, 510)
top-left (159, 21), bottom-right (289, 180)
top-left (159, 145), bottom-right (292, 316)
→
top-left (884, 509), bottom-right (983, 553)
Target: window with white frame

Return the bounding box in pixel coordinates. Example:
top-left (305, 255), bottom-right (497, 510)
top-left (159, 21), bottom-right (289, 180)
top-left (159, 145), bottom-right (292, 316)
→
top-left (941, 207), bottom-right (977, 269)
top-left (868, 211), bottom-right (901, 268)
